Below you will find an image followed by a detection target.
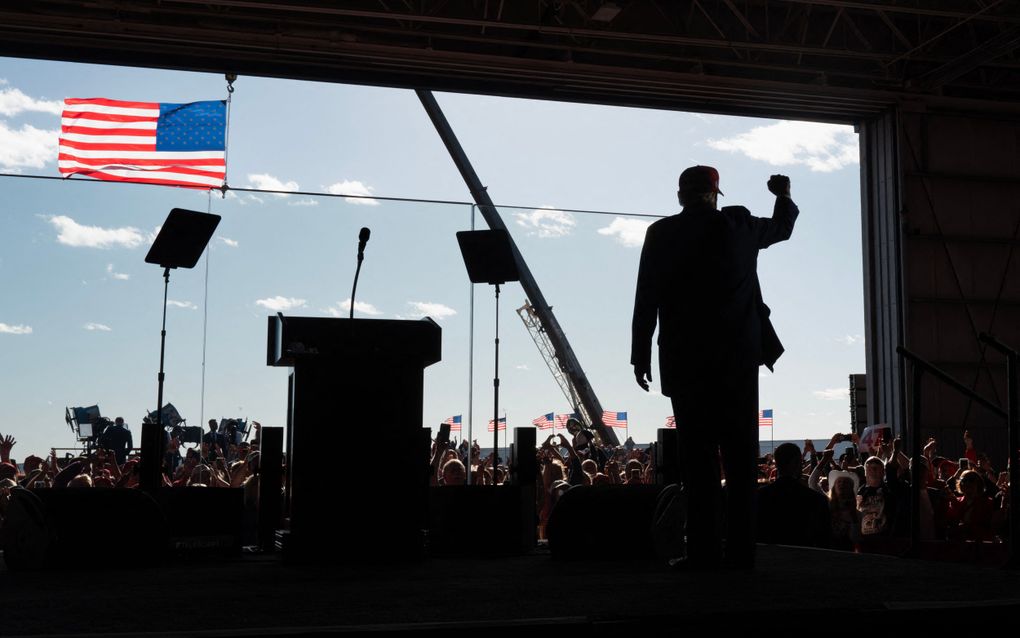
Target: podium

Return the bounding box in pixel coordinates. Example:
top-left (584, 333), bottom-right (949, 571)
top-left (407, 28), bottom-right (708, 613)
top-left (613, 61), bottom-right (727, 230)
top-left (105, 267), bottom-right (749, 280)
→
top-left (267, 316), bottom-right (441, 561)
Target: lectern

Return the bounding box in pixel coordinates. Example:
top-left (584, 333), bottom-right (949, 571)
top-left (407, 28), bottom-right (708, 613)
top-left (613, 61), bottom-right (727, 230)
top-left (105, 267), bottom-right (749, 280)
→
top-left (267, 315), bottom-right (441, 562)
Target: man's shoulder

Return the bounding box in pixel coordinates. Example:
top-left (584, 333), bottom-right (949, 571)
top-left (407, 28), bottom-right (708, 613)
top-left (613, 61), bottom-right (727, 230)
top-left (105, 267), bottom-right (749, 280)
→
top-left (720, 205), bottom-right (752, 220)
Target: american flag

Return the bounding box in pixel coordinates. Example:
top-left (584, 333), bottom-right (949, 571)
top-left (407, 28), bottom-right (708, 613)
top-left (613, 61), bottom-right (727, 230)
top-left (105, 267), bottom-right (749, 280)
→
top-left (532, 413), bottom-right (554, 429)
top-left (664, 416), bottom-right (676, 429)
top-left (59, 98), bottom-right (226, 189)
top-left (603, 411), bottom-right (628, 428)
top-left (758, 409), bottom-right (774, 427)
top-left (487, 417), bottom-right (507, 432)
top-left (554, 413), bottom-right (579, 429)
top-left (443, 415), bottom-right (462, 432)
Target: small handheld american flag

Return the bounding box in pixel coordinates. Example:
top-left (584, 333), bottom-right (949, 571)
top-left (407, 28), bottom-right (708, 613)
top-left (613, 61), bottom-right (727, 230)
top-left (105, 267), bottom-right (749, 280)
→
top-left (664, 415), bottom-right (676, 429)
top-left (603, 411), bottom-right (628, 428)
top-left (531, 413), bottom-right (554, 429)
top-left (554, 413), bottom-right (579, 429)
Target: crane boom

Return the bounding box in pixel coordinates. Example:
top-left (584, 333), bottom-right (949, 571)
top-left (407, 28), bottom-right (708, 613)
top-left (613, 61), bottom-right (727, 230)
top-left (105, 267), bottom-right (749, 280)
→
top-left (417, 90), bottom-right (618, 446)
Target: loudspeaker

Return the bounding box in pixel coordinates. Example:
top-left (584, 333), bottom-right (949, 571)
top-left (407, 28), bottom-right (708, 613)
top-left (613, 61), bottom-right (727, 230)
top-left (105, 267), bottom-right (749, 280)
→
top-left (546, 485), bottom-right (661, 560)
top-left (510, 427), bottom-right (536, 487)
top-left (850, 374), bottom-right (867, 432)
top-left (656, 428), bottom-right (680, 486)
top-left (257, 426), bottom-right (284, 552)
top-left (2, 487), bottom-right (167, 570)
top-left (428, 486), bottom-right (528, 556)
top-left (156, 488), bottom-right (244, 557)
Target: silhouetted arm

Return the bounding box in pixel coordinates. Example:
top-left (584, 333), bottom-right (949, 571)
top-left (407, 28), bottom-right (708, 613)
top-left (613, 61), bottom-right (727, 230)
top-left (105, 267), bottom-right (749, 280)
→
top-left (630, 223), bottom-right (659, 391)
top-left (750, 196), bottom-right (799, 249)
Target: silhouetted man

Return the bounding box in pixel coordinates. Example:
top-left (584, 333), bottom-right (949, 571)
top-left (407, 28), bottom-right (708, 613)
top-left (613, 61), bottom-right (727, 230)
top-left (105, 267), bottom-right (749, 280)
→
top-left (98, 417), bottom-right (133, 465)
top-left (631, 165), bottom-right (798, 569)
top-left (756, 443), bottom-right (831, 548)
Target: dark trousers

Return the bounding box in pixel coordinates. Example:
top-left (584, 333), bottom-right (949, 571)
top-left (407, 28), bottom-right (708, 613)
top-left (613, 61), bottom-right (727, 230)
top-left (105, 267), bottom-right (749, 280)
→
top-left (670, 364), bottom-right (759, 566)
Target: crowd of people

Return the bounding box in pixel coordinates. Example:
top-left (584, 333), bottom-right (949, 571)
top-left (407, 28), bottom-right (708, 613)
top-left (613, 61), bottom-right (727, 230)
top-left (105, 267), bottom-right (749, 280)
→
top-left (429, 421), bottom-right (1011, 551)
top-left (756, 429), bottom-right (1010, 551)
top-left (1, 415), bottom-right (1011, 559)
top-left (0, 418), bottom-right (266, 528)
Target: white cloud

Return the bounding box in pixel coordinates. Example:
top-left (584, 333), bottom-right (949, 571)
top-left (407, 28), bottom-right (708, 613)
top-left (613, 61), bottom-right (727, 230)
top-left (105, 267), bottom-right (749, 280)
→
top-left (167, 300), bottom-right (197, 310)
top-left (515, 207), bottom-right (576, 238)
top-left (406, 301), bottom-right (457, 320)
top-left (106, 264), bottom-right (130, 280)
top-left (836, 334), bottom-right (864, 346)
top-left (0, 86), bottom-right (63, 116)
top-left (287, 197), bottom-right (319, 207)
top-left (245, 194), bottom-right (264, 205)
top-left (83, 323), bottom-right (111, 332)
top-left (326, 298), bottom-right (383, 317)
top-left (255, 296), bottom-right (307, 312)
top-left (324, 180), bottom-right (380, 206)
top-left (813, 387), bottom-right (850, 401)
top-left (0, 323), bottom-right (32, 335)
top-left (247, 173), bottom-right (299, 197)
top-left (707, 121), bottom-right (859, 172)
top-left (218, 236), bottom-right (239, 248)
top-left (515, 364), bottom-right (529, 370)
top-left (597, 217), bottom-right (653, 248)
top-left (47, 215), bottom-right (144, 249)
top-left (0, 121), bottom-right (59, 169)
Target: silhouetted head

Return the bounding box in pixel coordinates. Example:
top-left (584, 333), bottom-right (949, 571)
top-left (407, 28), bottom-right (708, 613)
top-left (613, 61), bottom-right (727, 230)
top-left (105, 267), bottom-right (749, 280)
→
top-left (442, 459), bottom-right (466, 486)
top-left (208, 419), bottom-right (217, 432)
top-left (959, 469), bottom-right (984, 499)
top-left (774, 442), bottom-right (802, 478)
top-left (678, 165), bottom-right (723, 208)
top-left (864, 456), bottom-right (885, 487)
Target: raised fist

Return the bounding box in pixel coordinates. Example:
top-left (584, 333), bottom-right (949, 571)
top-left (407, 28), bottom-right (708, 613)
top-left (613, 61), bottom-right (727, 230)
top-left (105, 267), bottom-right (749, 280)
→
top-left (767, 174), bottom-right (791, 197)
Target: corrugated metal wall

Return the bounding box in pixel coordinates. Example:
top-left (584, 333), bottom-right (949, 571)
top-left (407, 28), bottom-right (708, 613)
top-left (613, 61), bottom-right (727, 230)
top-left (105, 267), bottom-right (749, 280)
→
top-left (864, 104), bottom-right (1020, 465)
top-left (860, 110), bottom-right (907, 438)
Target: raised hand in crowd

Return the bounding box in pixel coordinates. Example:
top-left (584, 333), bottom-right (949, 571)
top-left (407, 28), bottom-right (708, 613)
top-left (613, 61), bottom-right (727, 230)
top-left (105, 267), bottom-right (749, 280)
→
top-left (923, 437), bottom-right (937, 459)
top-left (824, 433), bottom-right (843, 451)
top-left (803, 439), bottom-right (817, 460)
top-left (0, 433), bottom-right (16, 463)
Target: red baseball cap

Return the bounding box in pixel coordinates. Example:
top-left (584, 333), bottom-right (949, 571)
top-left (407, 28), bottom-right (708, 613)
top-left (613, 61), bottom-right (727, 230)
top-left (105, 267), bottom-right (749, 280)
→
top-left (678, 165), bottom-right (724, 196)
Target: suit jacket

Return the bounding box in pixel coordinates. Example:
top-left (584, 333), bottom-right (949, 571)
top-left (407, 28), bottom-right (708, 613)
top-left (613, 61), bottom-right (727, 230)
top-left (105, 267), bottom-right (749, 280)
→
top-left (630, 197), bottom-right (798, 397)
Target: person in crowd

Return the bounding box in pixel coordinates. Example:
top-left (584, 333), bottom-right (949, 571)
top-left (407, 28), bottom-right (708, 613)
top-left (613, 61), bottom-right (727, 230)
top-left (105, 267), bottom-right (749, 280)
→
top-left (947, 469), bottom-right (998, 541)
top-left (441, 459), bottom-right (466, 486)
top-left (631, 167), bottom-right (799, 570)
top-left (807, 437), bottom-right (861, 551)
top-left (857, 455), bottom-right (896, 546)
top-left (756, 443), bottom-right (830, 548)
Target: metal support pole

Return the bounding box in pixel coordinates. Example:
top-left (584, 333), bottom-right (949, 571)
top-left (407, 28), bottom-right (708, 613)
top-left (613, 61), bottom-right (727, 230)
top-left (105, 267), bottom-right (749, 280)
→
top-left (979, 333), bottom-right (1020, 569)
top-left (493, 283), bottom-right (500, 479)
top-left (142, 267), bottom-right (171, 492)
top-left (1008, 350), bottom-right (1019, 569)
top-left (908, 363), bottom-right (924, 559)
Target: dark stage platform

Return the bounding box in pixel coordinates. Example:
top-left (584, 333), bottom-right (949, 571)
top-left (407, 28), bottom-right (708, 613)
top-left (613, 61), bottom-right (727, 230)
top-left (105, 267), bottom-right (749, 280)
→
top-left (1, 545), bottom-right (1018, 636)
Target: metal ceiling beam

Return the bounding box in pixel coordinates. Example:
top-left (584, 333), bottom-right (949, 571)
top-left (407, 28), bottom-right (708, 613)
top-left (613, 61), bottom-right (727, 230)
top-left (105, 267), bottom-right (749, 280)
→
top-left (917, 24), bottom-right (1020, 90)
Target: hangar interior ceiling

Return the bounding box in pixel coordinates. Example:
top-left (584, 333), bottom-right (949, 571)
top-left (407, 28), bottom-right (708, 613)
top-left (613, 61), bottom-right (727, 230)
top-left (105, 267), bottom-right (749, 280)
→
top-left (2, 1), bottom-right (1020, 455)
top-left (1, 1), bottom-right (1020, 121)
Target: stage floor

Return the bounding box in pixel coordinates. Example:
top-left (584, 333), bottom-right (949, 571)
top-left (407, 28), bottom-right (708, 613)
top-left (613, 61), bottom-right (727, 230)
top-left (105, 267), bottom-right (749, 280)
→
top-left (1, 545), bottom-right (1018, 636)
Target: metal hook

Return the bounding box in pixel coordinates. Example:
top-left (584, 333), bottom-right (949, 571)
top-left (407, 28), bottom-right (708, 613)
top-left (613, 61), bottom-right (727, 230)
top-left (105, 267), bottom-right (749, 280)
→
top-left (225, 73), bottom-right (237, 94)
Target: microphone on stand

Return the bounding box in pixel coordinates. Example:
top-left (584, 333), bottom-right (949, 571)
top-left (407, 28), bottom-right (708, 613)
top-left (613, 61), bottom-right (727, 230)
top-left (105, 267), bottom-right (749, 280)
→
top-left (350, 227), bottom-right (371, 319)
top-left (357, 227), bottom-right (370, 261)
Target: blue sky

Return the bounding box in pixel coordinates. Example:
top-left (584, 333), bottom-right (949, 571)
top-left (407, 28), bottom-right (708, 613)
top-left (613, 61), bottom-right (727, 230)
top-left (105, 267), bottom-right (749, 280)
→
top-left (0, 57), bottom-right (865, 457)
